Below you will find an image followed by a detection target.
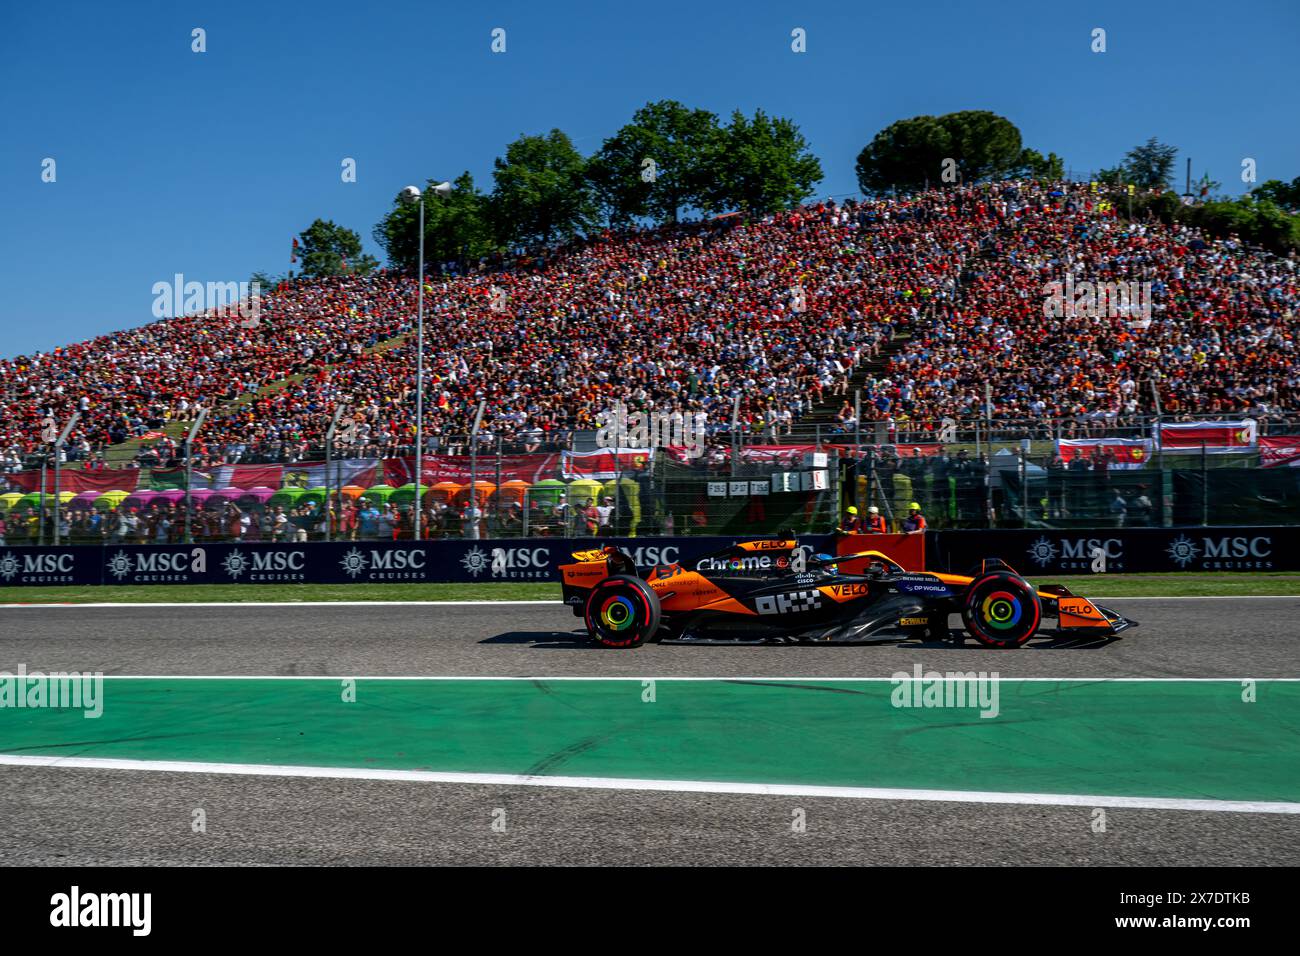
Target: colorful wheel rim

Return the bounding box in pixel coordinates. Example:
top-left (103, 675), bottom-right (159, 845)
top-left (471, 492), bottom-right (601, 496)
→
top-left (598, 595), bottom-right (637, 632)
top-left (979, 590), bottom-right (1023, 631)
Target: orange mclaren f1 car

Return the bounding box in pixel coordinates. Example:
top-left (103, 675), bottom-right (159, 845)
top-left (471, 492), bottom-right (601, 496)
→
top-left (560, 536), bottom-right (1136, 648)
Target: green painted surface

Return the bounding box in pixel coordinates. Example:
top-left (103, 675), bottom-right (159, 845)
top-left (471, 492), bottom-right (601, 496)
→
top-left (1, 679), bottom-right (1296, 801)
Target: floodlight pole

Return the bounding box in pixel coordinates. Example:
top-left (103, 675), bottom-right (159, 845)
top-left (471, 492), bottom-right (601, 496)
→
top-left (468, 400), bottom-right (485, 539)
top-left (325, 403), bottom-right (348, 543)
top-left (184, 407), bottom-right (208, 544)
top-left (415, 196), bottom-right (425, 542)
top-left (52, 412), bottom-right (79, 546)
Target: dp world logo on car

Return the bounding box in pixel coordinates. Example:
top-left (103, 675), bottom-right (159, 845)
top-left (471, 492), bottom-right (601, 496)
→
top-left (1167, 534), bottom-right (1272, 570)
top-left (461, 545), bottom-right (551, 580)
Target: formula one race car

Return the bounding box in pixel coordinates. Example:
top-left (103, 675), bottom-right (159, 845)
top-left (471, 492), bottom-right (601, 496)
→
top-left (560, 537), bottom-right (1137, 649)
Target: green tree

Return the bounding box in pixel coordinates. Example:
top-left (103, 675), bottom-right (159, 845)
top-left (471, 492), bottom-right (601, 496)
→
top-left (1120, 137), bottom-right (1178, 190)
top-left (488, 129), bottom-right (598, 247)
top-left (701, 109), bottom-right (822, 215)
top-left (372, 172), bottom-right (496, 272)
top-left (587, 100), bottom-right (721, 226)
top-left (295, 219), bottom-right (377, 277)
top-left (855, 111), bottom-right (1023, 194)
top-left (1015, 148), bottom-right (1064, 180)
top-left (1253, 177), bottom-right (1300, 210)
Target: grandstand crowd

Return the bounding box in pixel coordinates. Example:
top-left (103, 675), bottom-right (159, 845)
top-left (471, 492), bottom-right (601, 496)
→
top-left (1, 179), bottom-right (1296, 474)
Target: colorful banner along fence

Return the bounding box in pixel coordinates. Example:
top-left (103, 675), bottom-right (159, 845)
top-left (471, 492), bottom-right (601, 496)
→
top-left (0, 527), bottom-right (1296, 587)
top-left (1260, 435), bottom-right (1300, 468)
top-left (1057, 437), bottom-right (1153, 469)
top-left (1155, 419), bottom-right (1257, 453)
top-left (6, 469), bottom-right (141, 494)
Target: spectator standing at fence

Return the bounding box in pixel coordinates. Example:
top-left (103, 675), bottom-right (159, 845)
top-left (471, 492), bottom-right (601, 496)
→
top-left (377, 503), bottom-right (396, 541)
top-left (1110, 489), bottom-right (1128, 528)
top-left (358, 501), bottom-right (379, 539)
top-left (902, 501), bottom-right (927, 534)
top-left (597, 496), bottom-right (615, 535)
top-left (269, 506), bottom-right (288, 542)
top-left (1131, 485), bottom-right (1154, 527)
top-left (866, 505), bottom-right (887, 534)
top-left (839, 505), bottom-right (863, 533)
top-left (463, 497), bottom-right (483, 539)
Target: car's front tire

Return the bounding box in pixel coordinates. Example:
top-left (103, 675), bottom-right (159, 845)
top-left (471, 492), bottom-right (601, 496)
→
top-left (961, 571), bottom-right (1041, 648)
top-left (583, 575), bottom-right (661, 648)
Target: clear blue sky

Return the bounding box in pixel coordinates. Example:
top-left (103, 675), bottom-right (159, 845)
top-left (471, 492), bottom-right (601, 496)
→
top-left (1, 0), bottom-right (1296, 359)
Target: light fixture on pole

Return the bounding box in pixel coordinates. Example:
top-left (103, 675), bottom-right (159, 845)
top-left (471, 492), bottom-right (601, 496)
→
top-left (399, 180), bottom-right (451, 541)
top-left (52, 412), bottom-right (79, 546)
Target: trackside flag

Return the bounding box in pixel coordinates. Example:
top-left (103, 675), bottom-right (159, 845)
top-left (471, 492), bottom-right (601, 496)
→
top-left (280, 459), bottom-right (379, 488)
top-left (561, 449), bottom-right (652, 480)
top-left (150, 465), bottom-right (284, 491)
top-left (1260, 436), bottom-right (1300, 468)
top-left (1057, 438), bottom-right (1152, 469)
top-left (1155, 419), bottom-right (1257, 453)
top-left (291, 237), bottom-right (300, 263)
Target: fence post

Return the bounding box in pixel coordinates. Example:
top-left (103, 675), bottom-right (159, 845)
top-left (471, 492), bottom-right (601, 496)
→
top-left (1201, 440), bottom-right (1208, 526)
top-left (1020, 451), bottom-right (1029, 529)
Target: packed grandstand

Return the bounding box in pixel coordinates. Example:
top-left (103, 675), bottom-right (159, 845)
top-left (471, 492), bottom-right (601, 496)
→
top-left (0, 178), bottom-right (1297, 544)
top-left (2, 178), bottom-right (1296, 473)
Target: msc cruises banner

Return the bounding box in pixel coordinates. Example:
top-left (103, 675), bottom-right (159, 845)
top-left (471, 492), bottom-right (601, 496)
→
top-left (0, 535), bottom-right (835, 588)
top-left (0, 528), bottom-right (1294, 587)
top-left (928, 526), bottom-right (1300, 575)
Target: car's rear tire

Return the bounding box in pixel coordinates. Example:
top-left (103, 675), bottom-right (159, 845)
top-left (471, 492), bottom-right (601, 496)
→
top-left (962, 571), bottom-right (1041, 648)
top-left (584, 575), bottom-right (661, 648)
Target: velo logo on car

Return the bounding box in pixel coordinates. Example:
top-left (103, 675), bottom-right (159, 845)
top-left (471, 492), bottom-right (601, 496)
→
top-left (755, 590), bottom-right (822, 615)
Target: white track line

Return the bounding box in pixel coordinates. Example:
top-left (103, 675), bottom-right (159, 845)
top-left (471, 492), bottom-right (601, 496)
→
top-left (0, 594), bottom-right (1297, 609)
top-left (0, 753), bottom-right (1292, 814)
top-left (49, 675), bottom-right (1300, 682)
